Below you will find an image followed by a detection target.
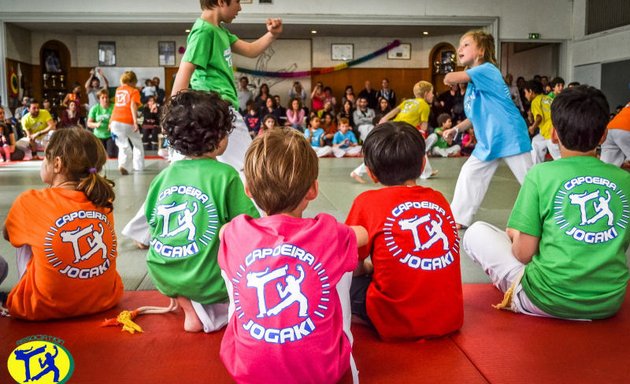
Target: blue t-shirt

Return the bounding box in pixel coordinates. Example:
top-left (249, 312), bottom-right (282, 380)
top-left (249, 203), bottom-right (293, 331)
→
top-left (305, 128), bottom-right (326, 147)
top-left (464, 63), bottom-right (531, 161)
top-left (332, 131), bottom-right (358, 148)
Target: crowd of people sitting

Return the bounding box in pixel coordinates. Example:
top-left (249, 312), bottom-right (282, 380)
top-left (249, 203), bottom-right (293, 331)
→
top-left (1, 72), bottom-right (627, 167)
top-left (0, 69), bottom-right (166, 163)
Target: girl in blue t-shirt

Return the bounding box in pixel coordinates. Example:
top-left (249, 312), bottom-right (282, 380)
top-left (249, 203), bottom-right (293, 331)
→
top-left (442, 30), bottom-right (532, 228)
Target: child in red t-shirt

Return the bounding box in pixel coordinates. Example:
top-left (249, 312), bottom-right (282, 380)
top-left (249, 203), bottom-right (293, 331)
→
top-left (346, 121), bottom-right (463, 341)
top-left (3, 128), bottom-right (123, 320)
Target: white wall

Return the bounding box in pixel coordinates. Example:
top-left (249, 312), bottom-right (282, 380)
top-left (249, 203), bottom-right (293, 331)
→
top-left (500, 43), bottom-right (558, 80)
top-left (5, 23), bottom-right (31, 63)
top-left (1, 0), bottom-right (572, 40)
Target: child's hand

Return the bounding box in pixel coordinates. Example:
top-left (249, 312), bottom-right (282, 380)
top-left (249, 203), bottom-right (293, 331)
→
top-left (266, 18), bottom-right (283, 36)
top-left (443, 127), bottom-right (457, 141)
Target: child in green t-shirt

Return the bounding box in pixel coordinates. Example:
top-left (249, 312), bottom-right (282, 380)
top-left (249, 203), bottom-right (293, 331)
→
top-left (429, 113), bottom-right (461, 157)
top-left (145, 90), bottom-right (259, 333)
top-left (172, 0), bottom-right (282, 172)
top-left (463, 86), bottom-right (630, 320)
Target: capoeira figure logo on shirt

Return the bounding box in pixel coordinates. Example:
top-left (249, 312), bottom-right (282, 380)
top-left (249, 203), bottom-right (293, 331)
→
top-left (398, 214), bottom-right (449, 252)
top-left (60, 223), bottom-right (108, 264)
top-left (233, 244), bottom-right (332, 344)
top-left (246, 265), bottom-right (309, 318)
top-left (555, 176), bottom-right (629, 244)
top-left (384, 201), bottom-right (458, 271)
top-left (156, 201), bottom-right (199, 241)
top-left (49, 210), bottom-right (116, 279)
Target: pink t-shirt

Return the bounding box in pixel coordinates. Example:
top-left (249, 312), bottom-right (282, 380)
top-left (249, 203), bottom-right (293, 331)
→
top-left (218, 213), bottom-right (358, 384)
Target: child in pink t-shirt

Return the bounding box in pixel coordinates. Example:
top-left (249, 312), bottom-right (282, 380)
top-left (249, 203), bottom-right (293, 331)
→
top-left (218, 128), bottom-right (367, 384)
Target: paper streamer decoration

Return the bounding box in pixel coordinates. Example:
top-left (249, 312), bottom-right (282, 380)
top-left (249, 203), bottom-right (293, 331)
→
top-left (236, 40), bottom-right (401, 78)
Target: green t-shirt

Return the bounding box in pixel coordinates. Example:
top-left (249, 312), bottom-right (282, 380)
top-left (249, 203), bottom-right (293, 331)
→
top-left (508, 156), bottom-right (630, 319)
top-left (145, 158), bottom-right (259, 304)
top-left (434, 127), bottom-right (449, 149)
top-left (88, 104), bottom-right (113, 139)
top-left (183, 18), bottom-right (239, 108)
top-left (21, 109), bottom-right (53, 135)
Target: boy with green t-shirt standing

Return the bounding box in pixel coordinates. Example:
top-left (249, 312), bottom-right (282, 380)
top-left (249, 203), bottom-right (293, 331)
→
top-left (171, 0), bottom-right (282, 171)
top-left (463, 86), bottom-right (629, 320)
top-left (87, 89), bottom-right (117, 158)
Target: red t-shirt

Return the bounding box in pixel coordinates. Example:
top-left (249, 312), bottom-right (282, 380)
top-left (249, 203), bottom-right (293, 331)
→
top-left (346, 186), bottom-right (463, 340)
top-left (5, 188), bottom-right (123, 320)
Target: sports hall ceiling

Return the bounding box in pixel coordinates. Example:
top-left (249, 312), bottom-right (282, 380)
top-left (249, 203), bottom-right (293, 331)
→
top-left (11, 22), bottom-right (479, 39)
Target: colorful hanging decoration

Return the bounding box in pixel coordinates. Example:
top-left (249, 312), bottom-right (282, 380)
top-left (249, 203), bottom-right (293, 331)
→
top-left (236, 40), bottom-right (401, 78)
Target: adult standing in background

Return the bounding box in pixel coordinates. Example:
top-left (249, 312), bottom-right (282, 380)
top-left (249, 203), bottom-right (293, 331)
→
top-left (601, 101), bottom-right (630, 167)
top-left (85, 68), bottom-right (110, 111)
top-left (358, 80), bottom-right (379, 110)
top-left (237, 76), bottom-right (253, 115)
top-left (288, 81), bottom-right (308, 106)
top-left (378, 78), bottom-right (396, 108)
top-left (153, 77), bottom-right (166, 105)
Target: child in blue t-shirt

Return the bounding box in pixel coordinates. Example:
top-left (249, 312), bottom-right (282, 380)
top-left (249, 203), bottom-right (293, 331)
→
top-left (442, 30), bottom-right (532, 228)
top-left (305, 116), bottom-right (332, 157)
top-left (332, 117), bottom-right (361, 158)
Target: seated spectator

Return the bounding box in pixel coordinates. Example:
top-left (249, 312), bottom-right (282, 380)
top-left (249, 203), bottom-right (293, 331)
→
top-left (304, 115), bottom-right (332, 157)
top-left (273, 95), bottom-right (287, 126)
top-left (59, 100), bottom-right (83, 129)
top-left (461, 127), bottom-right (476, 156)
top-left (141, 78), bottom-right (157, 104)
top-left (286, 97), bottom-right (306, 131)
top-left (342, 85), bottom-right (356, 107)
top-left (254, 83), bottom-right (271, 110)
top-left (259, 114), bottom-right (278, 137)
top-left (0, 106), bottom-right (24, 161)
top-left (332, 117), bottom-right (361, 158)
top-left (429, 113), bottom-right (461, 157)
top-left (353, 96), bottom-right (375, 142)
top-left (259, 96), bottom-right (282, 123)
top-left (244, 100), bottom-right (261, 137)
top-left (323, 86), bottom-right (337, 110)
top-left (237, 76), bottom-right (253, 116)
top-left (142, 96), bottom-right (160, 150)
top-left (288, 81), bottom-right (307, 105)
top-left (373, 96), bottom-right (392, 125)
top-left (17, 99), bottom-right (56, 160)
top-left (311, 82), bottom-right (325, 112)
top-left (337, 99), bottom-right (355, 132)
top-left (321, 111), bottom-right (337, 146)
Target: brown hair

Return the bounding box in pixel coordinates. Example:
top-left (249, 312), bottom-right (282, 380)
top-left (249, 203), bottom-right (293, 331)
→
top-left (120, 71), bottom-right (138, 86)
top-left (462, 30), bottom-right (497, 66)
top-left (244, 128), bottom-right (318, 215)
top-left (437, 113), bottom-right (452, 127)
top-left (45, 127), bottom-right (116, 211)
top-left (338, 117), bottom-right (350, 126)
top-left (200, 0), bottom-right (229, 10)
top-left (97, 89), bottom-right (109, 98)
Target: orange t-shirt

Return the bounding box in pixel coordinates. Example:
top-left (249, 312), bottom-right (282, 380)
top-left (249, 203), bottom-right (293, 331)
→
top-left (5, 188), bottom-right (123, 320)
top-left (608, 102), bottom-right (630, 132)
top-left (110, 84), bottom-right (141, 125)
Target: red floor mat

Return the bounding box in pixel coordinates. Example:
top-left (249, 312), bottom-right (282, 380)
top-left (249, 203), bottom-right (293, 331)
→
top-left (451, 284), bottom-right (630, 384)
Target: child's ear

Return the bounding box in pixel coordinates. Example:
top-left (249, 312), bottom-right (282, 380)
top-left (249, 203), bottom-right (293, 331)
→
top-left (366, 167), bottom-right (379, 184)
top-left (551, 126), bottom-right (559, 144)
top-left (598, 129), bottom-right (608, 145)
top-left (305, 180), bottom-right (319, 201)
top-left (244, 184), bottom-right (254, 199)
top-left (52, 156), bottom-right (64, 174)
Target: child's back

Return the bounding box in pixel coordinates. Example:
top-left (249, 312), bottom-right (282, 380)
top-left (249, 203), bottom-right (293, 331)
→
top-left (144, 91), bottom-right (259, 332)
top-left (347, 185), bottom-right (463, 339)
top-left (219, 128), bottom-right (365, 383)
top-left (509, 155), bottom-right (629, 318)
top-left (5, 128), bottom-right (122, 320)
top-left (346, 122), bottom-right (463, 340)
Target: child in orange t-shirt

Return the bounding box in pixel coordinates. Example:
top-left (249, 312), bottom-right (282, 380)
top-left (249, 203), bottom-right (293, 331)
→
top-left (2, 128), bottom-right (123, 320)
top-left (110, 70), bottom-right (144, 175)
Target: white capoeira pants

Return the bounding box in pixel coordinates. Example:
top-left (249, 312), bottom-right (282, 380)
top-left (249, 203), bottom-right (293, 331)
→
top-left (450, 152), bottom-right (532, 227)
top-left (462, 222), bottom-right (581, 319)
top-left (600, 129), bottom-right (630, 167)
top-left (531, 134), bottom-right (560, 164)
top-left (333, 145), bottom-right (362, 158)
top-left (110, 121), bottom-right (145, 172)
top-left (122, 109), bottom-right (252, 245)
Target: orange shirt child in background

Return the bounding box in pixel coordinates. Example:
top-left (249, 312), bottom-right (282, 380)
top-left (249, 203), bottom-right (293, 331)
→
top-left (3, 128), bottom-right (123, 320)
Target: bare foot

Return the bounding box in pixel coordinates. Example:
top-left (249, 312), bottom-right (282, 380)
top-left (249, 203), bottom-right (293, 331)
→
top-left (351, 172), bottom-right (366, 184)
top-left (134, 241), bottom-right (149, 250)
top-left (176, 297), bottom-right (203, 332)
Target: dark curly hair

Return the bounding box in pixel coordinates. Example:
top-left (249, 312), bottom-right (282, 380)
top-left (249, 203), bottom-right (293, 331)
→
top-left (161, 90), bottom-right (234, 157)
